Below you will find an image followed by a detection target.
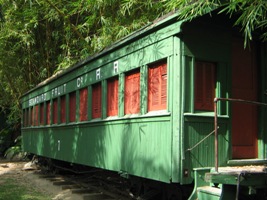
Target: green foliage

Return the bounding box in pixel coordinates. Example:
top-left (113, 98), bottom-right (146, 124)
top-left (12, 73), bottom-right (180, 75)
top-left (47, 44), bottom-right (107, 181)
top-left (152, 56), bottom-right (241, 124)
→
top-left (4, 136), bottom-right (25, 160)
top-left (164, 0), bottom-right (267, 46)
top-left (164, 0), bottom-right (220, 19)
top-left (0, 0), bottom-right (166, 129)
top-left (4, 145), bottom-right (22, 160)
top-left (221, 0), bottom-right (267, 46)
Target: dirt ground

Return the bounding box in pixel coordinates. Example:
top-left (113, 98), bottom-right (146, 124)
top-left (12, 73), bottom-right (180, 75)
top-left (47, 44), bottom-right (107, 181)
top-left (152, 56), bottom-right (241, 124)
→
top-left (0, 159), bottom-right (86, 200)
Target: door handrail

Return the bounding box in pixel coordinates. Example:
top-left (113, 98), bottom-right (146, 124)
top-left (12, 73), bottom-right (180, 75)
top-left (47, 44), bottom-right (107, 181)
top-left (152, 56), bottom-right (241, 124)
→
top-left (213, 97), bottom-right (267, 172)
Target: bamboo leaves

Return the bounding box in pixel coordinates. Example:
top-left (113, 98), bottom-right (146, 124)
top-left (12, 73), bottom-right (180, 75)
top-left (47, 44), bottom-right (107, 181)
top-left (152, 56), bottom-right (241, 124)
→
top-left (165, 0), bottom-right (267, 46)
top-left (0, 0), bottom-right (165, 122)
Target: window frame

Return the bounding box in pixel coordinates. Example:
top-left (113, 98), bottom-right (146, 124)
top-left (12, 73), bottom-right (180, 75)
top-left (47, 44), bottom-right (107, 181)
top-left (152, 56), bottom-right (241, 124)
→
top-left (60, 95), bottom-right (66, 123)
top-left (92, 82), bottom-right (102, 119)
top-left (46, 101), bottom-right (51, 125)
top-left (69, 91), bottom-right (76, 122)
top-left (147, 61), bottom-right (167, 112)
top-left (79, 87), bottom-right (88, 121)
top-left (40, 103), bottom-right (44, 125)
top-left (52, 98), bottom-right (58, 124)
top-left (107, 77), bottom-right (119, 117)
top-left (194, 60), bottom-right (216, 111)
top-left (124, 69), bottom-right (140, 115)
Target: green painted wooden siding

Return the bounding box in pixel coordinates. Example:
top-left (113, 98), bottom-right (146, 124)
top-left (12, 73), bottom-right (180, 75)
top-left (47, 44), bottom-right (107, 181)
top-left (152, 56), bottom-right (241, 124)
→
top-left (21, 16), bottom-right (183, 183)
top-left (182, 116), bottom-right (229, 184)
top-left (22, 116), bottom-right (172, 182)
top-left (179, 17), bottom-right (232, 184)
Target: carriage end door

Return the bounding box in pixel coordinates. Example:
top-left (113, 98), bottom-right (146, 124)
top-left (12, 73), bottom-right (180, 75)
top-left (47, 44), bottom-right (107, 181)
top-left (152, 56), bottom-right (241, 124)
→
top-left (231, 38), bottom-right (258, 159)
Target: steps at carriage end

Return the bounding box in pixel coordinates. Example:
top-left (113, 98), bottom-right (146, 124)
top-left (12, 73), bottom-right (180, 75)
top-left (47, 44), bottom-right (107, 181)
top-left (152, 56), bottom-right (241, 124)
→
top-left (197, 186), bottom-right (221, 200)
top-left (188, 167), bottom-right (218, 200)
top-left (227, 159), bottom-right (267, 166)
top-left (189, 161), bottom-right (267, 200)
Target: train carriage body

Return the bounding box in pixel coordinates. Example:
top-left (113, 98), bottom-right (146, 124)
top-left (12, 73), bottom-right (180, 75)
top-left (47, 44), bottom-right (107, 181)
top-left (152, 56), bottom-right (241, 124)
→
top-left (21, 11), bottom-right (267, 199)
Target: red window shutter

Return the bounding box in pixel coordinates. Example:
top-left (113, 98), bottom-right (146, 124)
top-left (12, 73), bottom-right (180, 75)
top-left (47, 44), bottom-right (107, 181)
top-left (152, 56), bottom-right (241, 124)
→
top-left (79, 88), bottom-right (88, 121)
top-left (60, 96), bottom-right (66, 123)
top-left (46, 101), bottom-right (50, 125)
top-left (53, 99), bottom-right (58, 124)
top-left (23, 110), bottom-right (27, 127)
top-left (195, 62), bottom-right (204, 105)
top-left (28, 108), bottom-right (31, 126)
top-left (69, 92), bottom-right (76, 122)
top-left (161, 64), bottom-right (167, 106)
top-left (124, 70), bottom-right (140, 114)
top-left (27, 109), bottom-right (29, 127)
top-left (40, 103), bottom-right (44, 125)
top-left (31, 107), bottom-right (34, 126)
top-left (92, 83), bottom-right (102, 119)
top-left (107, 77), bottom-right (118, 116)
top-left (148, 62), bottom-right (167, 111)
top-left (194, 61), bottom-right (215, 111)
top-left (26, 109), bottom-right (29, 126)
top-left (34, 105), bottom-right (38, 126)
top-left (205, 64), bottom-right (215, 105)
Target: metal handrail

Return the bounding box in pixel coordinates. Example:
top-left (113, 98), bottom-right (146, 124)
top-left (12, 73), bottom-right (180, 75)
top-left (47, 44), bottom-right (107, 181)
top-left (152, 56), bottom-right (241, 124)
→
top-left (213, 97), bottom-right (267, 172)
top-left (186, 129), bottom-right (217, 152)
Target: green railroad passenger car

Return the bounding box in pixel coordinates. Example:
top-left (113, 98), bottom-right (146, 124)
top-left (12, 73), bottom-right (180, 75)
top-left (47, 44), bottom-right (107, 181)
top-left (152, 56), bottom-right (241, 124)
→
top-left (21, 10), bottom-right (267, 199)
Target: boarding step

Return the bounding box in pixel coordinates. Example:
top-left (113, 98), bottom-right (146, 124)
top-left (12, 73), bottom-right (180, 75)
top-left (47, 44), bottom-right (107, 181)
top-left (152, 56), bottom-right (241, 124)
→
top-left (188, 167), bottom-right (213, 200)
top-left (227, 159), bottom-right (267, 166)
top-left (206, 165), bottom-right (267, 186)
top-left (189, 165), bottom-right (267, 200)
top-left (197, 186), bottom-right (221, 200)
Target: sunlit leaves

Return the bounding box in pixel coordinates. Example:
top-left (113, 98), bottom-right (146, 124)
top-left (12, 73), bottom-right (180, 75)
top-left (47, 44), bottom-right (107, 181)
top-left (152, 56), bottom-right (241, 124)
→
top-left (0, 0), bottom-right (166, 123)
top-left (165, 0), bottom-right (267, 45)
top-left (165, 0), bottom-right (220, 20)
top-left (223, 0), bottom-right (267, 46)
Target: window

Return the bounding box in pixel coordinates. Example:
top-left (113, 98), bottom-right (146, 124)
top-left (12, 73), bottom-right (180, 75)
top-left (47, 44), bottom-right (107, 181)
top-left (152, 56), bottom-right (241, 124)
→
top-left (53, 99), bottom-right (58, 124)
top-left (194, 61), bottom-right (216, 111)
top-left (40, 103), bottom-right (44, 125)
top-left (148, 62), bottom-right (167, 111)
top-left (79, 88), bottom-right (88, 121)
top-left (107, 77), bottom-right (118, 116)
top-left (28, 108), bottom-right (31, 126)
top-left (69, 92), bottom-right (76, 122)
top-left (92, 83), bottom-right (102, 119)
top-left (60, 96), bottom-right (66, 123)
top-left (23, 109), bottom-right (28, 127)
top-left (30, 107), bottom-right (34, 126)
top-left (124, 69), bottom-right (140, 114)
top-left (46, 101), bottom-right (51, 125)
top-left (34, 105), bottom-right (39, 126)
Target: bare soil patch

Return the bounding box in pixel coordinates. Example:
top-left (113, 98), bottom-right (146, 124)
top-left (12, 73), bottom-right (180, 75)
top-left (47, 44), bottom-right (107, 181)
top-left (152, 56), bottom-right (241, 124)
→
top-left (0, 159), bottom-right (85, 200)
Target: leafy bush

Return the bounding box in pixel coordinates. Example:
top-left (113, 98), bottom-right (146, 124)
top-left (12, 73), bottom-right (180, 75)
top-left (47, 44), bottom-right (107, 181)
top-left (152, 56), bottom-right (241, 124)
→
top-left (4, 136), bottom-right (27, 160)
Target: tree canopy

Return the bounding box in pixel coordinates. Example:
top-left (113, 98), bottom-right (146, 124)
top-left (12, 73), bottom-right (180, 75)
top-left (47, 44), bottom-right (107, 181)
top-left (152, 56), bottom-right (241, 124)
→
top-left (165, 0), bottom-right (267, 46)
top-left (0, 0), bottom-right (166, 123)
top-left (0, 0), bottom-right (266, 127)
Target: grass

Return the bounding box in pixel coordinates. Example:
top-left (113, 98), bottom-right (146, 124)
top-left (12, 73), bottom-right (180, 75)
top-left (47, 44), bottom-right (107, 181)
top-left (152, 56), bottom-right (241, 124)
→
top-left (0, 177), bottom-right (51, 200)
